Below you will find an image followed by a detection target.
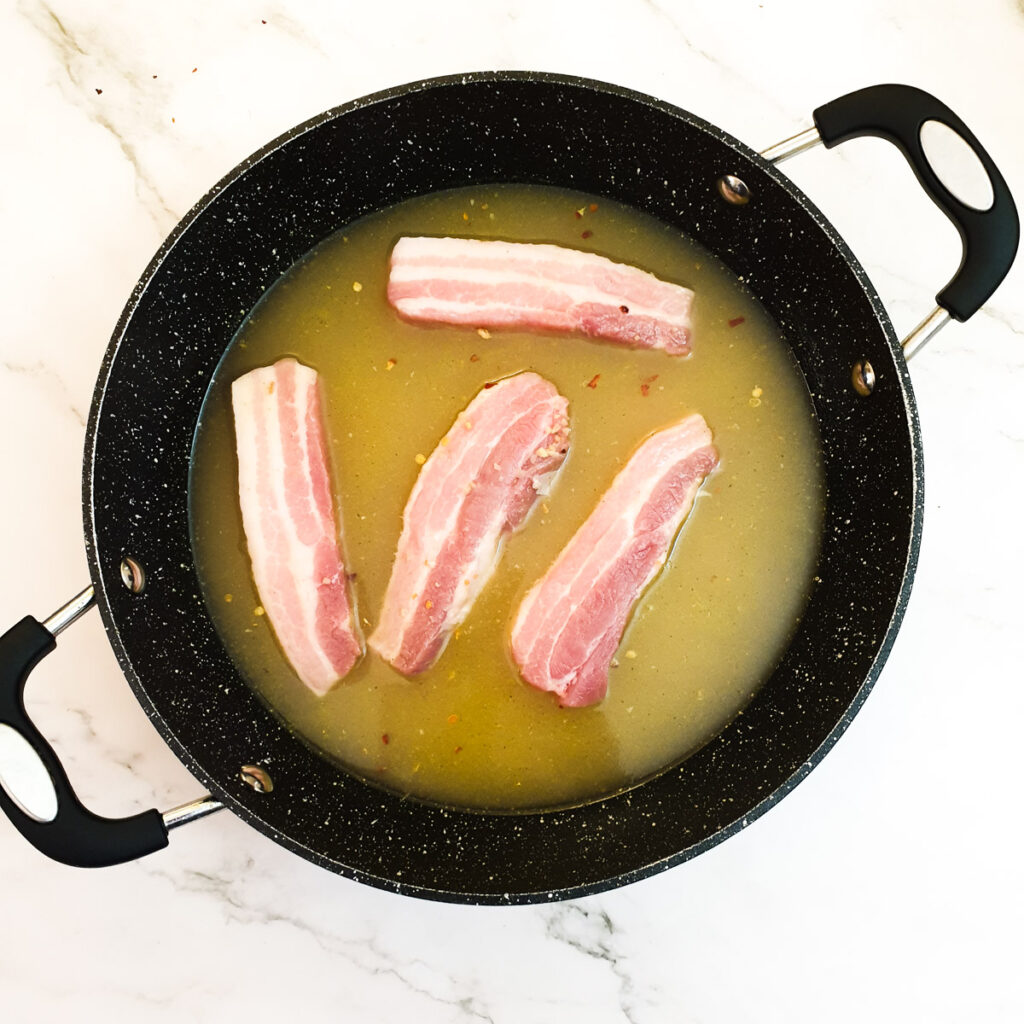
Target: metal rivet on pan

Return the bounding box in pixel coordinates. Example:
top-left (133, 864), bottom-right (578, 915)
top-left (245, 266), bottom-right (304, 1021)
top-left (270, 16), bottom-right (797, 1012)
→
top-left (240, 765), bottom-right (274, 793)
top-left (119, 557), bottom-right (145, 593)
top-left (717, 174), bottom-right (751, 205)
top-left (851, 360), bottom-right (876, 396)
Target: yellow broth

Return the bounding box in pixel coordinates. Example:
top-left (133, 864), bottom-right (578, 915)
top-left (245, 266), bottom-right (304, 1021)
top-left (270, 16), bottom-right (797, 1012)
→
top-left (189, 184), bottom-right (824, 811)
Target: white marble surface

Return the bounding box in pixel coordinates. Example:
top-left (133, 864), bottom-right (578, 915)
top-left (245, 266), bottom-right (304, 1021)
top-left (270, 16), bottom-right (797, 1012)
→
top-left (1, 1), bottom-right (1022, 1020)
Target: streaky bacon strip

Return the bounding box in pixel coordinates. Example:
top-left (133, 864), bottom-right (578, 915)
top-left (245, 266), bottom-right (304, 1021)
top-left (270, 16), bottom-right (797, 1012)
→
top-left (232, 357), bottom-right (362, 695)
top-left (388, 236), bottom-right (695, 355)
top-left (511, 414), bottom-right (719, 708)
top-left (369, 372), bottom-right (570, 676)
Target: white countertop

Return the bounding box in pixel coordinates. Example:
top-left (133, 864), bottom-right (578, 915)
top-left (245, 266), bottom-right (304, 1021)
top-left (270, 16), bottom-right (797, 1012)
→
top-left (1, 2), bottom-right (1022, 1020)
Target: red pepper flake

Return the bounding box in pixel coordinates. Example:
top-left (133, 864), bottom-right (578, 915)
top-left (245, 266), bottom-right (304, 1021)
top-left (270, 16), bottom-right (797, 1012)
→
top-left (95, 88), bottom-right (103, 95)
top-left (589, 203), bottom-right (599, 212)
top-left (469, 353), bottom-right (480, 362)
top-left (454, 746), bottom-right (463, 754)
top-left (261, 19), bottom-right (267, 24)
top-left (381, 733), bottom-right (390, 745)
top-left (728, 316), bottom-right (746, 328)
top-left (581, 230), bottom-right (593, 239)
top-left (639, 373), bottom-right (659, 398)
top-left (619, 305), bottom-right (629, 314)
top-left (586, 373), bottom-right (601, 389)
top-left (192, 67), bottom-right (198, 73)
top-left (483, 381), bottom-right (498, 389)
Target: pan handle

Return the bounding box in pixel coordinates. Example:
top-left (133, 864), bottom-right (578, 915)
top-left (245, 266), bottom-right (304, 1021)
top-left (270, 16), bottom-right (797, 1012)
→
top-left (0, 590), bottom-right (219, 867)
top-left (810, 83), bottom-right (1019, 324)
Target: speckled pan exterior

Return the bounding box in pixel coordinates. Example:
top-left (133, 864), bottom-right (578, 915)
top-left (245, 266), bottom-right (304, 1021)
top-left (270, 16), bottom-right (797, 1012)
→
top-left (82, 72), bottom-right (922, 904)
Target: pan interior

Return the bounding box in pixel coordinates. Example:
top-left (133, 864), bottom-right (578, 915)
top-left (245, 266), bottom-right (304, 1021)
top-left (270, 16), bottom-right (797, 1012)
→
top-left (188, 182), bottom-right (825, 812)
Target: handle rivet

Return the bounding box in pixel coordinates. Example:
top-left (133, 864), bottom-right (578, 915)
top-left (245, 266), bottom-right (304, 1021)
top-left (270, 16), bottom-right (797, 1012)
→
top-left (119, 557), bottom-right (146, 594)
top-left (240, 765), bottom-right (274, 793)
top-left (851, 360), bottom-right (876, 396)
top-left (717, 174), bottom-right (752, 205)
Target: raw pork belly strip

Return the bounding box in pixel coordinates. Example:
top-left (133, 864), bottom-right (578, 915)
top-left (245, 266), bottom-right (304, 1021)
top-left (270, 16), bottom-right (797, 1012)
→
top-left (232, 357), bottom-right (361, 695)
top-left (511, 414), bottom-right (719, 708)
top-left (370, 372), bottom-right (570, 676)
top-left (388, 236), bottom-right (695, 356)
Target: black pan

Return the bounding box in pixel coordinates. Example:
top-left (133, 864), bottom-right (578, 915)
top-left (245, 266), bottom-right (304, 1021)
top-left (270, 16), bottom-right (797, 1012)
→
top-left (0, 73), bottom-right (1017, 903)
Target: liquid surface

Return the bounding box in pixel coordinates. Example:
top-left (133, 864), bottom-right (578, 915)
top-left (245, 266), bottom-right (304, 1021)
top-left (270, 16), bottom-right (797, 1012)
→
top-left (189, 185), bottom-right (824, 811)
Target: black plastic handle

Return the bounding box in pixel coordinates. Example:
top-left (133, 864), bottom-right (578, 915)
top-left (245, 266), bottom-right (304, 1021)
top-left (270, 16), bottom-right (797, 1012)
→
top-left (812, 84), bottom-right (1019, 322)
top-left (0, 615), bottom-right (168, 867)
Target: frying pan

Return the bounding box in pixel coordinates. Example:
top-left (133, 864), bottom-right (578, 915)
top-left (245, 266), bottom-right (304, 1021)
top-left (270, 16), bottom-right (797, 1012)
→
top-left (0, 73), bottom-right (1017, 903)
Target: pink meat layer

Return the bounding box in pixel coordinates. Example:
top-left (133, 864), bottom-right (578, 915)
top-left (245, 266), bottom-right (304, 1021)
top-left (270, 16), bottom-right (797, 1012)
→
top-left (369, 372), bottom-right (570, 676)
top-left (511, 414), bottom-right (719, 708)
top-left (388, 236), bottom-right (695, 355)
top-left (232, 358), bottom-right (362, 695)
